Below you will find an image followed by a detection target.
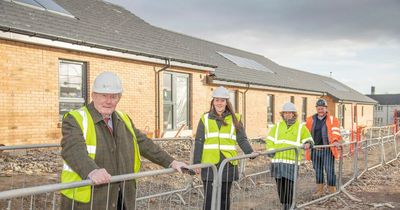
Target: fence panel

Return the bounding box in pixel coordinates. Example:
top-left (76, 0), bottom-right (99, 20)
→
top-left (381, 126), bottom-right (397, 164)
top-left (0, 164), bottom-right (216, 210)
top-left (296, 144), bottom-right (342, 208)
top-left (396, 131), bottom-right (400, 158)
top-left (0, 144), bottom-right (62, 194)
top-left (217, 148), bottom-right (298, 210)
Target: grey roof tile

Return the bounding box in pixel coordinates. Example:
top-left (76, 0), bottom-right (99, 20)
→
top-left (366, 94), bottom-right (400, 105)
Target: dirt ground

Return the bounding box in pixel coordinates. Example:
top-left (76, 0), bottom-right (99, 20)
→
top-left (303, 159), bottom-right (400, 210)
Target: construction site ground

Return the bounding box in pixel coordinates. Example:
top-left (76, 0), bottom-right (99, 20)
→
top-left (0, 143), bottom-right (400, 209)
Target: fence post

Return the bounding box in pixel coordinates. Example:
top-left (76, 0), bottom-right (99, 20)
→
top-left (338, 145), bottom-right (344, 192)
top-left (210, 165), bottom-right (218, 210)
top-left (380, 127), bottom-right (385, 164)
top-left (291, 147), bottom-right (299, 210)
top-left (365, 128), bottom-right (373, 171)
top-left (353, 140), bottom-right (359, 180)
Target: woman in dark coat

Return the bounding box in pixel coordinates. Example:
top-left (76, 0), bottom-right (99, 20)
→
top-left (193, 86), bottom-right (257, 210)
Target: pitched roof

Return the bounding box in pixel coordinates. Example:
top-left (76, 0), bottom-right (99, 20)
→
top-left (366, 94), bottom-right (400, 105)
top-left (0, 0), bottom-right (376, 104)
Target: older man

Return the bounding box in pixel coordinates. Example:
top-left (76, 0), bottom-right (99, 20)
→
top-left (305, 99), bottom-right (342, 196)
top-left (60, 71), bottom-right (187, 210)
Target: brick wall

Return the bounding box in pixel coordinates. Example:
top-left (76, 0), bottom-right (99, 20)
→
top-left (0, 38), bottom-right (373, 145)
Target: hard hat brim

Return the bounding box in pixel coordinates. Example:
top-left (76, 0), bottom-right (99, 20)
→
top-left (93, 89), bottom-right (123, 94)
top-left (212, 96), bottom-right (229, 99)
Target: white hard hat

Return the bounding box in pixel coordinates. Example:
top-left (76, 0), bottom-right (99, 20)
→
top-left (282, 102), bottom-right (297, 112)
top-left (212, 86), bottom-right (230, 99)
top-left (92, 71), bottom-right (123, 94)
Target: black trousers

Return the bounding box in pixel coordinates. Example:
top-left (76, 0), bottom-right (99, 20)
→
top-left (275, 177), bottom-right (294, 205)
top-left (203, 181), bottom-right (232, 210)
top-left (117, 189), bottom-right (126, 210)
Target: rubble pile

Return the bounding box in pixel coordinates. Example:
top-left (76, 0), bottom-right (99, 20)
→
top-left (0, 149), bottom-right (63, 177)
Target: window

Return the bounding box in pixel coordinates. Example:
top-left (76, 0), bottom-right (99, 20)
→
top-left (353, 105), bottom-right (357, 123)
top-left (267, 94), bottom-right (275, 124)
top-left (301, 97), bottom-right (307, 122)
top-left (290, 96), bottom-right (295, 104)
top-left (374, 117), bottom-right (383, 126)
top-left (361, 106), bottom-right (364, 117)
top-left (163, 72), bottom-right (190, 130)
top-left (375, 105), bottom-right (383, 111)
top-left (229, 90), bottom-right (237, 113)
top-left (337, 104), bottom-right (345, 127)
top-left (59, 60), bottom-right (87, 119)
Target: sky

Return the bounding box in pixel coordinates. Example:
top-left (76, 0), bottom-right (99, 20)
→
top-left (107, 0), bottom-right (400, 94)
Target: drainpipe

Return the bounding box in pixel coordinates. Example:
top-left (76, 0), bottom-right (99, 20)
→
top-left (243, 83), bottom-right (250, 129)
top-left (351, 103), bottom-right (354, 142)
top-left (154, 59), bottom-right (171, 138)
top-left (351, 103), bottom-right (359, 142)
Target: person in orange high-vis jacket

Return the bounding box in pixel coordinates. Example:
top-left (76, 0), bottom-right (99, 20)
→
top-left (305, 99), bottom-right (342, 196)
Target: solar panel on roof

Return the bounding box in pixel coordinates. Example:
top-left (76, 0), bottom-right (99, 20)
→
top-left (14, 0), bottom-right (43, 8)
top-left (217, 52), bottom-right (274, 73)
top-left (12, 0), bottom-right (73, 17)
top-left (36, 0), bottom-right (72, 16)
top-left (324, 80), bottom-right (349, 92)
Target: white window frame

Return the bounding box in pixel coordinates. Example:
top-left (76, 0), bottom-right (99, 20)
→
top-left (162, 71), bottom-right (190, 131)
top-left (59, 60), bottom-right (86, 119)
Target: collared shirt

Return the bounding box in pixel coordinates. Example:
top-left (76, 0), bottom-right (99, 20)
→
top-left (105, 115), bottom-right (113, 130)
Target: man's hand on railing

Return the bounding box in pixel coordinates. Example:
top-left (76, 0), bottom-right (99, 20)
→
top-left (303, 142), bottom-right (312, 150)
top-left (88, 168), bottom-right (111, 185)
top-left (332, 141), bottom-right (341, 148)
top-left (194, 168), bottom-right (201, 175)
top-left (170, 160), bottom-right (188, 173)
top-left (267, 151), bottom-right (275, 158)
top-left (249, 151), bottom-right (260, 160)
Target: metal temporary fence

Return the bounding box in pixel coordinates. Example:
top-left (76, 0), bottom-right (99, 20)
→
top-left (222, 133), bottom-right (399, 209)
top-left (216, 147), bottom-right (299, 210)
top-left (135, 137), bottom-right (202, 208)
top-left (381, 125), bottom-right (398, 164)
top-left (0, 163), bottom-right (217, 210)
top-left (0, 137), bottom-right (200, 209)
top-left (0, 143), bottom-right (62, 193)
top-left (1, 126), bottom-right (400, 210)
top-left (236, 138), bottom-right (270, 188)
top-left (295, 144), bottom-right (343, 208)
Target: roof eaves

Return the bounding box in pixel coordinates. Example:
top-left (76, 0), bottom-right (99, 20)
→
top-left (0, 25), bottom-right (217, 69)
top-left (210, 77), bottom-right (323, 95)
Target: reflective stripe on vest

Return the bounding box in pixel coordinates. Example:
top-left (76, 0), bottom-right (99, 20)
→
top-left (61, 107), bottom-right (141, 203)
top-left (267, 120), bottom-right (308, 162)
top-left (201, 113), bottom-right (239, 165)
top-left (271, 121), bottom-right (303, 147)
top-left (330, 116), bottom-right (341, 135)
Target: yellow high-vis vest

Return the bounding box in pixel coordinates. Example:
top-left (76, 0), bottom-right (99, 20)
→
top-left (201, 113), bottom-right (240, 165)
top-left (265, 120), bottom-right (313, 165)
top-left (60, 107), bottom-right (141, 203)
